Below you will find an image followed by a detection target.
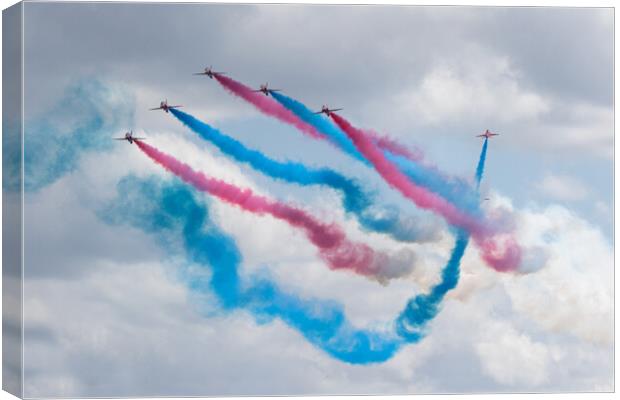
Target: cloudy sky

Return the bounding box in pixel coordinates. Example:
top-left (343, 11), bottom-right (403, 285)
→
top-left (10, 2), bottom-right (614, 397)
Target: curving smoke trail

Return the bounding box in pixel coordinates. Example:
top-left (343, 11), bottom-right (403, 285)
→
top-left (396, 229), bottom-right (469, 341)
top-left (170, 108), bottom-right (438, 243)
top-left (104, 175), bottom-right (471, 361)
top-left (103, 176), bottom-right (468, 362)
top-left (330, 113), bottom-right (522, 272)
top-left (135, 140), bottom-right (417, 281)
top-left (268, 91), bottom-right (480, 214)
top-left (103, 176), bottom-right (403, 364)
top-left (395, 137), bottom-right (488, 340)
top-left (213, 74), bottom-right (326, 140)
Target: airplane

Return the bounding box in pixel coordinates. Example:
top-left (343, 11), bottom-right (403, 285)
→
top-left (192, 66), bottom-right (225, 79)
top-left (314, 105), bottom-right (343, 116)
top-left (113, 130), bottom-right (145, 144)
top-left (252, 83), bottom-right (281, 96)
top-left (149, 99), bottom-right (183, 113)
top-left (477, 129), bottom-right (499, 139)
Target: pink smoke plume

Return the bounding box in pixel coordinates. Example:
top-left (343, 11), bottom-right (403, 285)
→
top-left (367, 131), bottom-right (424, 162)
top-left (329, 113), bottom-right (522, 272)
top-left (136, 140), bottom-right (415, 281)
top-left (214, 74), bottom-right (326, 140)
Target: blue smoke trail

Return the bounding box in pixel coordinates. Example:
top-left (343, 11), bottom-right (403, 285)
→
top-left (395, 229), bottom-right (468, 341)
top-left (394, 138), bottom-right (488, 341)
top-left (24, 80), bottom-right (134, 192)
top-left (269, 91), bottom-right (369, 164)
top-left (101, 175), bottom-right (403, 364)
top-left (475, 138), bottom-right (488, 190)
top-left (170, 108), bottom-right (436, 243)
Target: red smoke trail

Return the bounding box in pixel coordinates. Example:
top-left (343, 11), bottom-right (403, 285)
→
top-left (135, 140), bottom-right (408, 279)
top-left (329, 114), bottom-right (522, 272)
top-left (213, 74), bottom-right (326, 140)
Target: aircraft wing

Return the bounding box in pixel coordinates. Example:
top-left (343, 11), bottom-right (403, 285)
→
top-left (149, 107), bottom-right (162, 110)
top-left (332, 108), bottom-right (343, 112)
top-left (170, 105), bottom-right (183, 108)
top-left (192, 72), bottom-right (205, 75)
top-left (113, 138), bottom-right (126, 140)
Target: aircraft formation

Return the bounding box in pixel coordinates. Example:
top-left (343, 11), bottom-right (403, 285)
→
top-left (118, 66), bottom-right (500, 145)
top-left (118, 125), bottom-right (497, 143)
top-left (107, 65), bottom-right (518, 364)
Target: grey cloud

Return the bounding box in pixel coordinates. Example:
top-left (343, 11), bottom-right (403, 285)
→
top-left (478, 7), bottom-right (613, 106)
top-left (24, 183), bottom-right (165, 279)
top-left (23, 4), bottom-right (611, 111)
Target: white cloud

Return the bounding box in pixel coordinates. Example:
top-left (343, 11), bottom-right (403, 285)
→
top-left (453, 194), bottom-right (613, 345)
top-left (507, 204), bottom-right (614, 345)
top-left (594, 200), bottom-right (611, 218)
top-left (475, 320), bottom-right (551, 387)
top-left (536, 173), bottom-right (589, 202)
top-left (399, 55), bottom-right (550, 126)
top-left (536, 102), bottom-right (614, 159)
top-left (362, 48), bottom-right (612, 161)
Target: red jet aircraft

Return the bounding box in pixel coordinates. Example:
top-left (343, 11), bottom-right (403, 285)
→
top-left (193, 66), bottom-right (225, 79)
top-left (113, 130), bottom-right (146, 145)
top-left (314, 105), bottom-right (343, 116)
top-left (477, 129), bottom-right (499, 139)
top-left (149, 100), bottom-right (183, 113)
top-left (252, 83), bottom-right (281, 96)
